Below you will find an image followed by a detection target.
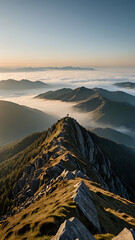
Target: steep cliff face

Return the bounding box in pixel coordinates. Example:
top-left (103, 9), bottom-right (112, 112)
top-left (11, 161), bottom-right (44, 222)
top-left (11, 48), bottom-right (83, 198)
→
top-left (70, 118), bottom-right (129, 199)
top-left (0, 117), bottom-right (135, 240)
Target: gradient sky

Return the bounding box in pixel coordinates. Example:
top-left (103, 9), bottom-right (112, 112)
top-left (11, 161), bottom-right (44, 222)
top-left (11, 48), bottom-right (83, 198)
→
top-left (0, 0), bottom-right (135, 67)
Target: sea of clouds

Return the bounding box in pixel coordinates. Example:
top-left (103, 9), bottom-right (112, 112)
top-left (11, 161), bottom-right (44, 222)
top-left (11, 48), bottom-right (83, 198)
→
top-left (0, 67), bottom-right (135, 92)
top-left (0, 67), bottom-right (135, 133)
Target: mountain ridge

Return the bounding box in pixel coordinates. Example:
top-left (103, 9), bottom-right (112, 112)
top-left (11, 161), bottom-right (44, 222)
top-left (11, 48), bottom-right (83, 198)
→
top-left (0, 117), bottom-right (135, 239)
top-left (36, 87), bottom-right (135, 130)
top-left (35, 86), bottom-right (135, 105)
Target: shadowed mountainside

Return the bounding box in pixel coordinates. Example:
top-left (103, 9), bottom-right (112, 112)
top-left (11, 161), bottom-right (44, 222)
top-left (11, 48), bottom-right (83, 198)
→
top-left (74, 96), bottom-right (135, 130)
top-left (0, 100), bottom-right (57, 146)
top-left (35, 88), bottom-right (72, 100)
top-left (89, 127), bottom-right (135, 147)
top-left (0, 132), bottom-right (42, 164)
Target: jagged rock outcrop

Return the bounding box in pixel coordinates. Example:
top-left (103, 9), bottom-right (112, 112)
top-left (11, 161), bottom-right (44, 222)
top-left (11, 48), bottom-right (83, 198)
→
top-left (52, 217), bottom-right (96, 240)
top-left (112, 228), bottom-right (135, 239)
top-left (61, 169), bottom-right (75, 180)
top-left (57, 169), bottom-right (87, 181)
top-left (72, 181), bottom-right (101, 233)
top-left (72, 119), bottom-right (129, 199)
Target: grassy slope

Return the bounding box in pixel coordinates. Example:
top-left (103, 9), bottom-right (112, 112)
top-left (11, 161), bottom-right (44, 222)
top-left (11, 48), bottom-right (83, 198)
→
top-left (0, 179), bottom-right (135, 240)
top-left (0, 130), bottom-right (48, 215)
top-left (0, 132), bottom-right (42, 164)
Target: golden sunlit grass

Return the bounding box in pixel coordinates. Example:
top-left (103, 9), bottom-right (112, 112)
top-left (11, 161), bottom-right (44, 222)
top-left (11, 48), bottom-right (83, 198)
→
top-left (94, 233), bottom-right (114, 240)
top-left (0, 178), bottom-right (135, 240)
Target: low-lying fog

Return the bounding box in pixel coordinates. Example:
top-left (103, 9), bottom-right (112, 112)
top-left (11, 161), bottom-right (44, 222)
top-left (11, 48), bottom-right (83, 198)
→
top-left (0, 67), bottom-right (135, 136)
top-left (0, 94), bottom-right (92, 128)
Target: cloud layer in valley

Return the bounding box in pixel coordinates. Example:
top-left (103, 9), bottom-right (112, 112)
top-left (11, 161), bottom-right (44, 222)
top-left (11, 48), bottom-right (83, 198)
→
top-left (0, 67), bottom-right (135, 137)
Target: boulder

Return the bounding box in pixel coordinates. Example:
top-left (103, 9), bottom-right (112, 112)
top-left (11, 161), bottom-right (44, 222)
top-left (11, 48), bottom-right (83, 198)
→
top-left (52, 165), bottom-right (63, 175)
top-left (73, 170), bottom-right (86, 179)
top-left (52, 217), bottom-right (96, 240)
top-left (61, 170), bottom-right (75, 180)
top-left (112, 228), bottom-right (135, 239)
top-left (73, 181), bottom-right (101, 233)
top-left (50, 163), bottom-right (64, 179)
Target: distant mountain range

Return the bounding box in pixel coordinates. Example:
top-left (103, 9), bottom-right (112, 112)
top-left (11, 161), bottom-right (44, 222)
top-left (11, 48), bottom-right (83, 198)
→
top-left (36, 86), bottom-right (135, 105)
top-left (0, 66), bottom-right (95, 72)
top-left (36, 87), bottom-right (135, 130)
top-left (90, 127), bottom-right (135, 147)
top-left (114, 81), bottom-right (135, 89)
top-left (0, 79), bottom-right (48, 90)
top-left (0, 117), bottom-right (135, 239)
top-left (0, 100), bottom-right (57, 146)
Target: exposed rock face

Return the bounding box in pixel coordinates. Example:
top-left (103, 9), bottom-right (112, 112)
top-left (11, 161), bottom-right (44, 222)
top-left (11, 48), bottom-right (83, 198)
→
top-left (73, 119), bottom-right (129, 199)
top-left (112, 228), bottom-right (135, 240)
top-left (73, 181), bottom-right (101, 233)
top-left (52, 217), bottom-right (96, 240)
top-left (73, 170), bottom-right (87, 179)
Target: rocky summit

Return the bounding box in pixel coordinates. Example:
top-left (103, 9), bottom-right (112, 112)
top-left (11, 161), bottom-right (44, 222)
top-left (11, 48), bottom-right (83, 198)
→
top-left (0, 117), bottom-right (135, 240)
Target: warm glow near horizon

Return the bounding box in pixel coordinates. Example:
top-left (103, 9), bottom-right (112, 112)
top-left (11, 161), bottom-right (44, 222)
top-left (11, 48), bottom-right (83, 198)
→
top-left (0, 0), bottom-right (135, 68)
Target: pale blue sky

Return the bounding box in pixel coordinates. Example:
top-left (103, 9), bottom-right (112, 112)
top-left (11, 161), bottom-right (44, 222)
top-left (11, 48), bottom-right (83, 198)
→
top-left (0, 0), bottom-right (135, 67)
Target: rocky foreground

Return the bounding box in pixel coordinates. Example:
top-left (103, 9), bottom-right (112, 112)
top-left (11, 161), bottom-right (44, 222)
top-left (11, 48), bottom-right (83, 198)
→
top-left (0, 117), bottom-right (135, 239)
